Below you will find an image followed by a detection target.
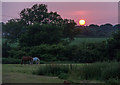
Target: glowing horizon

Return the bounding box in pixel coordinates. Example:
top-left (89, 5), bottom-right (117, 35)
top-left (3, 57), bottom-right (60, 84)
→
top-left (2, 2), bottom-right (118, 25)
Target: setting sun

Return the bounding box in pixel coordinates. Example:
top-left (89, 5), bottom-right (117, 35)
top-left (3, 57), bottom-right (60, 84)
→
top-left (79, 19), bottom-right (86, 25)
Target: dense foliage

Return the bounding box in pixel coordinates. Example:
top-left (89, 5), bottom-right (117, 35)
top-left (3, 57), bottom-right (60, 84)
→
top-left (19, 24), bottom-right (64, 46)
top-left (75, 24), bottom-right (120, 37)
top-left (2, 4), bottom-right (120, 63)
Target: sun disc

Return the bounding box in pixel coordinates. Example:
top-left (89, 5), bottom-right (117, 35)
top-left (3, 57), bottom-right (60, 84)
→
top-left (79, 19), bottom-right (85, 25)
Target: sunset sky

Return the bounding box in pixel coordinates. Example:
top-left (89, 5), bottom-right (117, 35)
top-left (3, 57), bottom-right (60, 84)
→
top-left (2, 2), bottom-right (118, 26)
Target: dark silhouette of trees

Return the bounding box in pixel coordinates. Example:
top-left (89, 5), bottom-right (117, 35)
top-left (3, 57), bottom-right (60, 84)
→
top-left (75, 23), bottom-right (120, 37)
top-left (20, 4), bottom-right (64, 25)
top-left (2, 19), bottom-right (26, 43)
top-left (19, 24), bottom-right (63, 47)
top-left (2, 4), bottom-right (77, 47)
top-left (2, 41), bottom-right (11, 58)
top-left (107, 30), bottom-right (120, 61)
top-left (20, 4), bottom-right (48, 25)
top-left (2, 3), bottom-right (120, 62)
top-left (63, 20), bottom-right (76, 41)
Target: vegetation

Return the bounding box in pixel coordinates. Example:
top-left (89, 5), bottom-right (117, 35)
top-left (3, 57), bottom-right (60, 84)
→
top-left (75, 24), bottom-right (120, 37)
top-left (2, 64), bottom-right (64, 83)
top-left (32, 62), bottom-right (120, 84)
top-left (2, 3), bottom-right (120, 63)
top-left (2, 63), bottom-right (120, 84)
top-left (2, 58), bottom-right (21, 64)
top-left (1, 3), bottom-right (120, 84)
top-left (33, 64), bottom-right (70, 76)
top-left (70, 37), bottom-right (107, 45)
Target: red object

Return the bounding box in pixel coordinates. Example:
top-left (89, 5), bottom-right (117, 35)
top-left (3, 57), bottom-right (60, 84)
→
top-left (64, 81), bottom-right (70, 85)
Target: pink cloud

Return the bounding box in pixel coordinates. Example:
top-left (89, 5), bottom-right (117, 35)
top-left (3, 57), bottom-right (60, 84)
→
top-left (72, 10), bottom-right (91, 16)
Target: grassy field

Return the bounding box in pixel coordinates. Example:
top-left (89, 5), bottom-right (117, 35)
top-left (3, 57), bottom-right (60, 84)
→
top-left (2, 64), bottom-right (64, 83)
top-left (2, 62), bottom-right (120, 84)
top-left (2, 64), bottom-right (101, 83)
top-left (70, 37), bottom-right (107, 45)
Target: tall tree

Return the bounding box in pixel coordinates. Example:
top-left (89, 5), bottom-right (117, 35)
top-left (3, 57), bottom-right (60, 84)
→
top-left (3, 4), bottom-right (76, 45)
top-left (20, 4), bottom-right (64, 25)
top-left (63, 20), bottom-right (76, 41)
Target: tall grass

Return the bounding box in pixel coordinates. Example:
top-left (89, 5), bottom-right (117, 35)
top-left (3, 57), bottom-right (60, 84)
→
top-left (33, 64), bottom-right (72, 76)
top-left (68, 62), bottom-right (120, 84)
top-left (33, 62), bottom-right (120, 84)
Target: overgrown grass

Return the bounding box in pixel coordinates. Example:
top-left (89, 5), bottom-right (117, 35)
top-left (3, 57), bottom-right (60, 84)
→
top-left (2, 64), bottom-right (40, 74)
top-left (69, 62), bottom-right (120, 80)
top-left (33, 62), bottom-right (120, 84)
top-left (33, 64), bottom-right (72, 76)
top-left (2, 64), bottom-right (64, 83)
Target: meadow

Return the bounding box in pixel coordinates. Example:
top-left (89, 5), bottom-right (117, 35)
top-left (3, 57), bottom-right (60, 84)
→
top-left (2, 62), bottom-right (120, 84)
top-left (2, 64), bottom-right (64, 83)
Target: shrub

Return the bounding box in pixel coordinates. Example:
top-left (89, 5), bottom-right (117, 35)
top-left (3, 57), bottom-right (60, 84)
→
top-left (40, 60), bottom-right (45, 64)
top-left (2, 58), bottom-right (21, 64)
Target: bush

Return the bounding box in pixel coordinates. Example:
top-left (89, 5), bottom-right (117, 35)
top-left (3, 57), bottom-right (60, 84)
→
top-left (9, 49), bottom-right (27, 59)
top-left (2, 58), bottom-right (21, 64)
top-left (40, 60), bottom-right (45, 64)
top-left (29, 44), bottom-right (66, 61)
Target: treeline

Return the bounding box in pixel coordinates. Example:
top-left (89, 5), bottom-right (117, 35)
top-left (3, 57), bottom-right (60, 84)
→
top-left (3, 32), bottom-right (120, 63)
top-left (75, 24), bottom-right (120, 37)
top-left (1, 4), bottom-right (120, 63)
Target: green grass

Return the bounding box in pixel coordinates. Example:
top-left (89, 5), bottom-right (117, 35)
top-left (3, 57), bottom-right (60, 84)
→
top-left (32, 62), bottom-right (120, 84)
top-left (70, 38), bottom-right (107, 45)
top-left (3, 72), bottom-right (64, 83)
top-left (3, 64), bottom-right (39, 74)
top-left (2, 62), bottom-right (120, 84)
top-left (67, 62), bottom-right (120, 84)
top-left (2, 64), bottom-right (64, 83)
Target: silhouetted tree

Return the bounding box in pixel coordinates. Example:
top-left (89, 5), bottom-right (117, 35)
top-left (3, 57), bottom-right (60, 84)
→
top-left (19, 24), bottom-right (63, 47)
top-left (20, 4), bottom-right (64, 25)
top-left (63, 20), bottom-right (76, 41)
